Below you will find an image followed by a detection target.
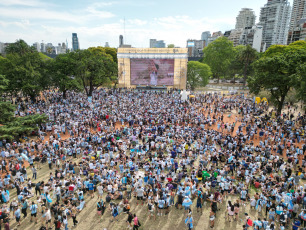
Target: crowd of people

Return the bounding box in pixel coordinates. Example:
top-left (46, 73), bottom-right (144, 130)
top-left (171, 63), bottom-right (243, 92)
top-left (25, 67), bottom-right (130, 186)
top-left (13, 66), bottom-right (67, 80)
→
top-left (0, 88), bottom-right (305, 230)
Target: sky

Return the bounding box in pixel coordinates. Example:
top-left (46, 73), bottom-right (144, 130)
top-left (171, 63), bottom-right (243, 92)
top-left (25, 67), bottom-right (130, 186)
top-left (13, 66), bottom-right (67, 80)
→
top-left (0, 0), bottom-right (293, 49)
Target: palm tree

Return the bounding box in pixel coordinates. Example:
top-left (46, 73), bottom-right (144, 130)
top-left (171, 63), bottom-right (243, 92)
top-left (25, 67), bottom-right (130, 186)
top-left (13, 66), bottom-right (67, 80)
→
top-left (239, 45), bottom-right (258, 87)
top-left (46, 47), bottom-right (53, 54)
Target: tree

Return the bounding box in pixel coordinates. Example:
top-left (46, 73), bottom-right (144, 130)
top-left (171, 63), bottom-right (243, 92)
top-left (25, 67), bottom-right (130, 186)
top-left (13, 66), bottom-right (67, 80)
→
top-left (228, 45), bottom-right (246, 81)
top-left (249, 48), bottom-right (306, 114)
top-left (0, 101), bottom-right (47, 140)
top-left (1, 40), bottom-right (48, 101)
top-left (238, 45), bottom-right (258, 86)
top-left (167, 44), bottom-right (175, 48)
top-left (0, 75), bottom-right (9, 93)
top-left (71, 49), bottom-right (117, 96)
top-left (88, 46), bottom-right (117, 63)
top-left (202, 37), bottom-right (235, 83)
top-left (295, 62), bottom-right (306, 104)
top-left (187, 61), bottom-right (212, 90)
top-left (5, 39), bottom-right (35, 56)
top-left (49, 53), bottom-right (82, 98)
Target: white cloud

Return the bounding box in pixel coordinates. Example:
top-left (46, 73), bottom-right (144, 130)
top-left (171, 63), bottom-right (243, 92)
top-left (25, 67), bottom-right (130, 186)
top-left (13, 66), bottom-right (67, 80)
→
top-left (0, 7), bottom-right (79, 23)
top-left (0, 0), bottom-right (53, 7)
top-left (91, 1), bottom-right (118, 7)
top-left (85, 7), bottom-right (116, 19)
top-left (0, 19), bottom-right (31, 29)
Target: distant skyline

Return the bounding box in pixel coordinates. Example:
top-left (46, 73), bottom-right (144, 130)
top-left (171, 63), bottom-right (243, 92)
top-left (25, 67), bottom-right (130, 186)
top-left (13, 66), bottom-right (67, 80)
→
top-left (0, 0), bottom-right (293, 48)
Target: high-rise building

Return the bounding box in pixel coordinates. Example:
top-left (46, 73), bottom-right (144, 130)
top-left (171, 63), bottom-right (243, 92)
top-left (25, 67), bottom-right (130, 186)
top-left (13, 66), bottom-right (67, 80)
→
top-left (40, 42), bottom-right (46, 53)
top-left (105, 42), bottom-right (110, 47)
top-left (0, 42), bottom-right (4, 54)
top-left (288, 0), bottom-right (306, 44)
top-left (288, 18), bottom-right (306, 43)
top-left (119, 35), bottom-right (123, 47)
top-left (207, 31), bottom-right (223, 45)
top-left (33, 42), bottom-right (40, 52)
top-left (186, 39), bottom-right (205, 57)
top-left (259, 0), bottom-right (291, 48)
top-left (239, 25), bottom-right (264, 52)
top-left (119, 35), bottom-right (131, 48)
top-left (224, 30), bottom-right (232, 38)
top-left (72, 33), bottom-right (80, 51)
top-left (149, 39), bottom-right (166, 48)
top-left (228, 29), bottom-right (244, 46)
top-left (235, 8), bottom-right (256, 29)
top-left (201, 31), bottom-right (211, 47)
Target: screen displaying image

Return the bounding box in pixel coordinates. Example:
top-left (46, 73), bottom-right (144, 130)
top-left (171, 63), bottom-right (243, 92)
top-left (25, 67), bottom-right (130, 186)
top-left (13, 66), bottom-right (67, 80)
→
top-left (130, 59), bottom-right (174, 85)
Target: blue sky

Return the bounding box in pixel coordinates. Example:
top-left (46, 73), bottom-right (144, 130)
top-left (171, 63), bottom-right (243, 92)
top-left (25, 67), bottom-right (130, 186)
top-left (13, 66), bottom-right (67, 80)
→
top-left (0, 0), bottom-right (293, 49)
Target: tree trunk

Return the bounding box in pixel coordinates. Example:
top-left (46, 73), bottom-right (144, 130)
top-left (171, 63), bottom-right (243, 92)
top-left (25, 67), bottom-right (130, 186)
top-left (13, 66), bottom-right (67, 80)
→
top-left (88, 80), bottom-right (94, 97)
top-left (81, 77), bottom-right (89, 96)
top-left (243, 62), bottom-right (248, 87)
top-left (62, 90), bottom-right (67, 99)
top-left (30, 93), bottom-right (36, 103)
top-left (277, 94), bottom-right (286, 115)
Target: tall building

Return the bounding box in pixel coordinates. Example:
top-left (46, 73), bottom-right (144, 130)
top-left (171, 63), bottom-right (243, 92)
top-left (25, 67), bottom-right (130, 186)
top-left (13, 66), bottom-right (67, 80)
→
top-left (259, 0), bottom-right (291, 48)
top-left (228, 29), bottom-right (244, 46)
top-left (72, 33), bottom-right (80, 51)
top-left (235, 8), bottom-right (256, 29)
top-left (105, 42), bottom-right (110, 47)
top-left (224, 30), bottom-right (232, 38)
top-left (150, 39), bottom-right (166, 48)
top-left (119, 35), bottom-right (131, 48)
top-left (288, 0), bottom-right (306, 44)
top-left (288, 18), bottom-right (306, 43)
top-left (186, 39), bottom-right (205, 57)
top-left (239, 25), bottom-right (264, 52)
top-left (207, 31), bottom-right (223, 45)
top-left (119, 35), bottom-right (123, 47)
top-left (0, 42), bottom-right (4, 54)
top-left (201, 31), bottom-right (211, 47)
top-left (40, 42), bottom-right (46, 53)
top-left (33, 42), bottom-right (40, 52)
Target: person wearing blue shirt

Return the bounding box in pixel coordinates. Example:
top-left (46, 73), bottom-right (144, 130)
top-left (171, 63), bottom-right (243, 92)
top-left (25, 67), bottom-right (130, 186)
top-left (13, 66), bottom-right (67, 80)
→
top-left (158, 199), bottom-right (165, 216)
top-left (292, 218), bottom-right (301, 230)
top-left (30, 201), bottom-right (38, 223)
top-left (240, 188), bottom-right (247, 206)
top-left (14, 207), bottom-right (21, 226)
top-left (88, 181), bottom-right (94, 198)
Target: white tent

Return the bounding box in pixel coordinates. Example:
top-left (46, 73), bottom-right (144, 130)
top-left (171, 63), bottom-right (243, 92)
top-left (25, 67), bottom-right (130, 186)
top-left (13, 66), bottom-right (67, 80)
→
top-left (180, 90), bottom-right (190, 102)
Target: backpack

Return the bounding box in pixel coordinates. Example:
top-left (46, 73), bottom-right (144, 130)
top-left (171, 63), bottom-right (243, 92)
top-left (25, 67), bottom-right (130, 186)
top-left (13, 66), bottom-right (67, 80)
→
top-left (148, 204), bottom-right (152, 211)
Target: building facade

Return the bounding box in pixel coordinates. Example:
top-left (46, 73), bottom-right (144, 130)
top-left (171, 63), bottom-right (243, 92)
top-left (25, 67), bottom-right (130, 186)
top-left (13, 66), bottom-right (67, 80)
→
top-left (33, 42), bottom-right (41, 52)
top-left (201, 31), bottom-right (211, 47)
top-left (149, 39), bottom-right (166, 48)
top-left (72, 33), bottom-right (80, 51)
top-left (207, 31), bottom-right (223, 45)
top-left (288, 0), bottom-right (306, 44)
top-left (228, 28), bottom-right (244, 46)
top-left (186, 39), bottom-right (205, 57)
top-left (235, 8), bottom-right (256, 29)
top-left (239, 25), bottom-right (264, 52)
top-left (288, 18), bottom-right (306, 43)
top-left (259, 0), bottom-right (291, 48)
top-left (0, 42), bottom-right (4, 54)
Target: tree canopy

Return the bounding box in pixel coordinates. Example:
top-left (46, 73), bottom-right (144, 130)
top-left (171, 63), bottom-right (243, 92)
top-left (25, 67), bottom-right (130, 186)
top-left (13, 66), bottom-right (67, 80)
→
top-left (202, 37), bottom-right (235, 82)
top-left (0, 101), bottom-right (47, 140)
top-left (187, 61), bottom-right (212, 90)
top-left (248, 41), bottom-right (306, 114)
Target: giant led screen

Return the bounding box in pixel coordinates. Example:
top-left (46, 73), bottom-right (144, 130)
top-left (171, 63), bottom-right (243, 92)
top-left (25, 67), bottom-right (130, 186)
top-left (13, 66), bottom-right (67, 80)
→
top-left (130, 59), bottom-right (174, 85)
